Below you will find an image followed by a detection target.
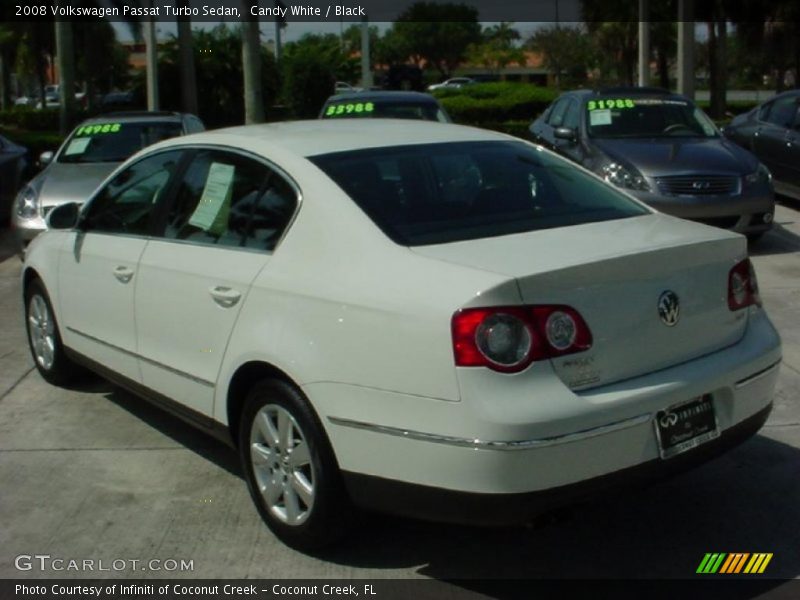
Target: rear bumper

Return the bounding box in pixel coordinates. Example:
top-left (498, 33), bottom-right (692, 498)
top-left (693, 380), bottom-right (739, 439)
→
top-left (342, 403), bottom-right (772, 526)
top-left (630, 186), bottom-right (775, 235)
top-left (315, 309), bottom-right (780, 520)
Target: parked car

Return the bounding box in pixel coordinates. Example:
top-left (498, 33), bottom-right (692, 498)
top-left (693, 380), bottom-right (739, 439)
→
top-left (12, 111), bottom-right (205, 255)
top-left (100, 91), bottom-right (137, 111)
top-left (0, 135), bottom-right (29, 224)
top-left (334, 82), bottom-right (362, 94)
top-left (724, 90), bottom-right (800, 201)
top-left (23, 120), bottom-right (780, 550)
top-left (427, 77), bottom-right (475, 92)
top-left (529, 87), bottom-right (775, 240)
top-left (319, 91), bottom-right (451, 122)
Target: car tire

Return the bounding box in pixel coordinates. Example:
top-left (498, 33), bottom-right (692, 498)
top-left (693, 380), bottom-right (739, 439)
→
top-left (239, 379), bottom-right (354, 551)
top-left (24, 278), bottom-right (81, 386)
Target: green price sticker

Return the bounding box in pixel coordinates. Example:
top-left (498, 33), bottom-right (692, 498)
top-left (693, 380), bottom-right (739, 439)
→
top-left (587, 99), bottom-right (635, 111)
top-left (324, 102), bottom-right (375, 117)
top-left (75, 123), bottom-right (122, 136)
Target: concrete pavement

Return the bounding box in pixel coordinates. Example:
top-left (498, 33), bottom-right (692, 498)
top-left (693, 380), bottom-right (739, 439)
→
top-left (1, 205), bottom-right (798, 582)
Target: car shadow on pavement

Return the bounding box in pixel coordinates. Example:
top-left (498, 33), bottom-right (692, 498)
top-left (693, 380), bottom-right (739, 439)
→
top-left (71, 378), bottom-right (799, 587)
top-left (316, 433), bottom-right (800, 585)
top-left (93, 381), bottom-right (242, 478)
top-left (749, 223), bottom-right (800, 257)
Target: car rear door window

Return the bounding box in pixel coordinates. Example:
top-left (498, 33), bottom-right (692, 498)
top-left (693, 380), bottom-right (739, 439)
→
top-left (162, 150), bottom-right (297, 251)
top-left (81, 150), bottom-right (183, 235)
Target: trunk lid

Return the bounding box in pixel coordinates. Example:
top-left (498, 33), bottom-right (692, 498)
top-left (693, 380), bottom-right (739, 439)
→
top-left (412, 213), bottom-right (748, 389)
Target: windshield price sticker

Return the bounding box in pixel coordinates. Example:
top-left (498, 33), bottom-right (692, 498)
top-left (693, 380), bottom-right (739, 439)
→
top-left (75, 123), bottom-right (122, 136)
top-left (325, 102), bottom-right (375, 117)
top-left (588, 99), bottom-right (634, 111)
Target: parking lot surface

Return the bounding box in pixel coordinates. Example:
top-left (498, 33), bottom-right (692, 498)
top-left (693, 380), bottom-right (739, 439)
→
top-left (1, 203), bottom-right (799, 583)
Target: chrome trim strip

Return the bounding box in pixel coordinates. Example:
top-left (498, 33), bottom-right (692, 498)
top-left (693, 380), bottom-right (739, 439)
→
top-left (328, 413), bottom-right (652, 451)
top-left (66, 327), bottom-right (215, 388)
top-left (734, 360), bottom-right (781, 389)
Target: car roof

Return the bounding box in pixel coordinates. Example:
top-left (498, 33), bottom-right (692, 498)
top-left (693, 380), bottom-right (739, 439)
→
top-left (78, 111), bottom-right (186, 126)
top-left (324, 91), bottom-right (439, 104)
top-left (153, 119), bottom-right (512, 158)
top-left (567, 87), bottom-right (692, 103)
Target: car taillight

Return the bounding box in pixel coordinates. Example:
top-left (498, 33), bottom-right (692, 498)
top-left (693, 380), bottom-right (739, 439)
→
top-left (452, 305), bottom-right (592, 373)
top-left (728, 258), bottom-right (761, 310)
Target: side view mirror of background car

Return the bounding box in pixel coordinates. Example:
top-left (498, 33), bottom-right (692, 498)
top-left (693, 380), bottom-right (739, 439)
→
top-left (554, 127), bottom-right (577, 142)
top-left (39, 151), bottom-right (54, 166)
top-left (46, 202), bottom-right (79, 230)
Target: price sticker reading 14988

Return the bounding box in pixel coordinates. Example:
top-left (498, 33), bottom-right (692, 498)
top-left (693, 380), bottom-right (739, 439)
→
top-left (588, 99), bottom-right (635, 111)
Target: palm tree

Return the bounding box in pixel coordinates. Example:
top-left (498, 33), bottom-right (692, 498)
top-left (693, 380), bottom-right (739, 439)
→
top-left (242, 19), bottom-right (264, 123)
top-left (177, 18), bottom-right (198, 114)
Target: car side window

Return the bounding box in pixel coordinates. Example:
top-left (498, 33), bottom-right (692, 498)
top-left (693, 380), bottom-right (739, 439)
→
top-left (562, 99), bottom-right (580, 130)
top-left (763, 96), bottom-right (797, 128)
top-left (81, 150), bottom-right (183, 235)
top-left (184, 116), bottom-right (205, 134)
top-left (547, 98), bottom-right (570, 128)
top-left (162, 149), bottom-right (297, 252)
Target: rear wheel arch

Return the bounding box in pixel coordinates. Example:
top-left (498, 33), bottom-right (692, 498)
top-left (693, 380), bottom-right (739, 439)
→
top-left (22, 267), bottom-right (42, 294)
top-left (226, 361), bottom-right (308, 447)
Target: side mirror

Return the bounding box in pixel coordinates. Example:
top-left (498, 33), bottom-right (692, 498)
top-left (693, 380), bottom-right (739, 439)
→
top-left (39, 151), bottom-right (54, 166)
top-left (46, 202), bottom-right (79, 230)
top-left (554, 127), bottom-right (577, 142)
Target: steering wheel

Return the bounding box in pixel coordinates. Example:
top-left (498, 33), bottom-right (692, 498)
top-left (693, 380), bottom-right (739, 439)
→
top-left (662, 123), bottom-right (695, 135)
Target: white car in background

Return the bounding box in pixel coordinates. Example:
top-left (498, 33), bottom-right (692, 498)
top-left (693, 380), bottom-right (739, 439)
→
top-left (22, 120), bottom-right (781, 550)
top-left (427, 77), bottom-right (475, 91)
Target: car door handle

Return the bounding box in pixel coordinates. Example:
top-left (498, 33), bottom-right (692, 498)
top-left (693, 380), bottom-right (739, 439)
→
top-left (113, 266), bottom-right (134, 284)
top-left (209, 286), bottom-right (241, 308)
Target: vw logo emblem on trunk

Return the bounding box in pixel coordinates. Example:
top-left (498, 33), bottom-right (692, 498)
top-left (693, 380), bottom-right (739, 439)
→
top-left (658, 291), bottom-right (680, 327)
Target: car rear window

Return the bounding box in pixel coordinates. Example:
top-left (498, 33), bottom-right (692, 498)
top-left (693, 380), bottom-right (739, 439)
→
top-left (310, 141), bottom-right (650, 246)
top-left (59, 121), bottom-right (183, 164)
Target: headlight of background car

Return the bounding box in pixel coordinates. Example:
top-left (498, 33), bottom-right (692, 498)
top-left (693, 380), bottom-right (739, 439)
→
top-left (15, 186), bottom-right (40, 219)
top-left (600, 162), bottom-right (650, 192)
top-left (745, 163), bottom-right (772, 186)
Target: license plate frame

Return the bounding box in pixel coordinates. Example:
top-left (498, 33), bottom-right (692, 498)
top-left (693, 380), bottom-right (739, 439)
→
top-left (654, 395), bottom-right (720, 459)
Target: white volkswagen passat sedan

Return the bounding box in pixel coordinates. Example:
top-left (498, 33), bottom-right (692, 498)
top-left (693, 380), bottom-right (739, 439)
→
top-left (22, 120), bottom-right (781, 550)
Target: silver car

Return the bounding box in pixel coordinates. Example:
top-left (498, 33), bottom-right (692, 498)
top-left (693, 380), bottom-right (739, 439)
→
top-left (12, 111), bottom-right (204, 254)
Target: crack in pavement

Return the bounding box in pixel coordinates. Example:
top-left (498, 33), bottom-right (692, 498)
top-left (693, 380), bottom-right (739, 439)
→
top-left (0, 365), bottom-right (34, 403)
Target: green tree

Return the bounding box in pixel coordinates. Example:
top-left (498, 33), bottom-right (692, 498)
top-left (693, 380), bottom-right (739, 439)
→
top-left (392, 3), bottom-right (481, 78)
top-left (138, 25), bottom-right (278, 127)
top-left (466, 22), bottom-right (525, 74)
top-left (0, 25), bottom-right (19, 109)
top-left (281, 33), bottom-right (358, 118)
top-left (527, 25), bottom-right (594, 88)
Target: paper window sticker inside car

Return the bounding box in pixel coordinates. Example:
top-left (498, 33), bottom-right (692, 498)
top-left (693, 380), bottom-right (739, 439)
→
top-left (64, 137), bottom-right (91, 156)
top-left (188, 162), bottom-right (234, 235)
top-left (590, 110), bottom-right (612, 126)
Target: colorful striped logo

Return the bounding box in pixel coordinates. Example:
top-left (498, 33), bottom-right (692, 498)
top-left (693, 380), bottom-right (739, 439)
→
top-left (696, 553), bottom-right (773, 574)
